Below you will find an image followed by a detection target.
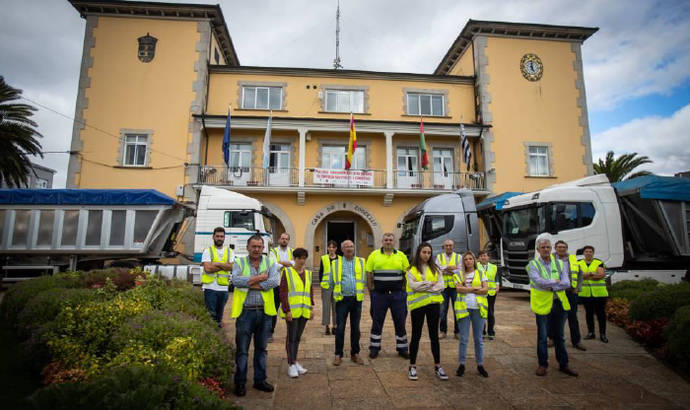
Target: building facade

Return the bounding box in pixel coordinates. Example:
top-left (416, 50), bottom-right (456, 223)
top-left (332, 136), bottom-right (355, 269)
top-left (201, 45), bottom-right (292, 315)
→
top-left (2, 162), bottom-right (56, 189)
top-left (66, 0), bottom-right (597, 265)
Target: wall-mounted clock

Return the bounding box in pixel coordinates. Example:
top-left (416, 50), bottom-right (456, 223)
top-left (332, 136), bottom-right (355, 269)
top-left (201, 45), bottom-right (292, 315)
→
top-left (520, 54), bottom-right (543, 81)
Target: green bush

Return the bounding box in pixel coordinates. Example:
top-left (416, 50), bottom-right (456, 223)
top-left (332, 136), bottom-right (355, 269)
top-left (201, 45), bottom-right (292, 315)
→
top-left (0, 273), bottom-right (83, 323)
top-left (110, 310), bottom-right (233, 383)
top-left (665, 305), bottom-right (690, 371)
top-left (17, 288), bottom-right (101, 338)
top-left (629, 282), bottom-right (690, 321)
top-left (610, 279), bottom-right (659, 301)
top-left (159, 286), bottom-right (214, 324)
top-left (26, 365), bottom-right (236, 410)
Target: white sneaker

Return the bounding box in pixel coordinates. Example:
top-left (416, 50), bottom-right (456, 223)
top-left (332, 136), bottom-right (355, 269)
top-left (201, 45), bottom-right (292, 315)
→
top-left (288, 364), bottom-right (299, 378)
top-left (408, 366), bottom-right (418, 381)
top-left (435, 366), bottom-right (449, 380)
top-left (295, 362), bottom-right (307, 375)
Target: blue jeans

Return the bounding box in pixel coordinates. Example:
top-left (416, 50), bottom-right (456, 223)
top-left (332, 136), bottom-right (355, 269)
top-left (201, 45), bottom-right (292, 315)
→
top-left (439, 287), bottom-right (458, 334)
top-left (234, 309), bottom-right (272, 386)
top-left (203, 289), bottom-right (229, 324)
top-left (536, 298), bottom-right (569, 368)
top-left (458, 308), bottom-right (485, 366)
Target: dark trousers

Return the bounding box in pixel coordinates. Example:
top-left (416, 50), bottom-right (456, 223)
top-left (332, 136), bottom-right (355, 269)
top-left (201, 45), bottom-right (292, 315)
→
top-left (335, 296), bottom-right (362, 357)
top-left (582, 296), bottom-right (607, 335)
top-left (547, 290), bottom-right (582, 345)
top-left (486, 294), bottom-right (497, 336)
top-left (285, 317), bottom-right (308, 364)
top-left (410, 303), bottom-right (441, 365)
top-left (234, 309), bottom-right (272, 386)
top-left (271, 286), bottom-right (281, 335)
top-left (203, 289), bottom-right (229, 324)
top-left (439, 287), bottom-right (458, 334)
top-left (536, 298), bottom-right (568, 369)
top-left (369, 290), bottom-right (408, 353)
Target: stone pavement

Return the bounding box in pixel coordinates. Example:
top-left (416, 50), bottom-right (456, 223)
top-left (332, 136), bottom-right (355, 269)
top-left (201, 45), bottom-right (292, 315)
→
top-left (223, 289), bottom-right (690, 409)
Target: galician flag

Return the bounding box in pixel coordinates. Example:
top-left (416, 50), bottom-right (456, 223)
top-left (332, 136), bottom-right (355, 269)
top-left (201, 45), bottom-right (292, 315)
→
top-left (419, 117), bottom-right (429, 170)
top-left (345, 113), bottom-right (357, 170)
top-left (262, 111), bottom-right (272, 168)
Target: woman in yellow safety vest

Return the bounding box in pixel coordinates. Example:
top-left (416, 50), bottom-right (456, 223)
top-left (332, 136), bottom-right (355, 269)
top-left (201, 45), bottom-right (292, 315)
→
top-left (454, 251), bottom-right (490, 378)
top-left (406, 242), bottom-right (448, 381)
top-left (578, 245), bottom-right (609, 343)
top-left (279, 247), bottom-right (315, 378)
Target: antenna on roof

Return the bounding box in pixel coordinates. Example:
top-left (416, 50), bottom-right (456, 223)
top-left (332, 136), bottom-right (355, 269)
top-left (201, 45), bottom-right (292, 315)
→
top-left (333, 0), bottom-right (343, 69)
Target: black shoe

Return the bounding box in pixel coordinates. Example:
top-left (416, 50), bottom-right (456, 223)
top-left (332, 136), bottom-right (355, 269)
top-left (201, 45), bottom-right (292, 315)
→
top-left (456, 364), bottom-right (465, 377)
top-left (584, 333), bottom-right (595, 340)
top-left (600, 334), bottom-right (609, 343)
top-left (252, 381), bottom-right (274, 392)
top-left (477, 366), bottom-right (489, 378)
top-left (573, 343), bottom-right (587, 351)
top-left (325, 326), bottom-right (330, 335)
top-left (398, 351), bottom-right (410, 360)
top-left (234, 384), bottom-right (246, 397)
top-left (369, 350), bottom-right (379, 359)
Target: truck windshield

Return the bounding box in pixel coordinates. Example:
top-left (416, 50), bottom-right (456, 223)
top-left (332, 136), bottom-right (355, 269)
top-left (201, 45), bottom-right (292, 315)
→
top-left (503, 206), bottom-right (545, 237)
top-left (224, 211), bottom-right (255, 231)
top-left (401, 215), bottom-right (421, 240)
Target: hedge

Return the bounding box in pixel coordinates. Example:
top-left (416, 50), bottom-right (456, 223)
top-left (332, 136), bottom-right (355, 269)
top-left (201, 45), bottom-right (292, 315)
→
top-left (609, 279), bottom-right (659, 301)
top-left (628, 282), bottom-right (690, 321)
top-left (665, 305), bottom-right (690, 370)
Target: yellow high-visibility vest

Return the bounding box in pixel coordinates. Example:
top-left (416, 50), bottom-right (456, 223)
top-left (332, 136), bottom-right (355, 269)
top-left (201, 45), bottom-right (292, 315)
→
top-left (529, 255), bottom-right (571, 315)
top-left (320, 254), bottom-right (342, 290)
top-left (453, 270), bottom-right (488, 319)
top-left (201, 246), bottom-right (233, 286)
top-left (477, 262), bottom-right (498, 296)
top-left (280, 267), bottom-right (312, 319)
top-left (578, 259), bottom-right (608, 298)
top-left (436, 252), bottom-right (459, 288)
top-left (230, 256), bottom-right (277, 318)
top-left (332, 256), bottom-right (366, 302)
top-left (567, 254), bottom-right (580, 289)
top-left (406, 266), bottom-right (444, 311)
top-left (271, 246), bottom-right (293, 264)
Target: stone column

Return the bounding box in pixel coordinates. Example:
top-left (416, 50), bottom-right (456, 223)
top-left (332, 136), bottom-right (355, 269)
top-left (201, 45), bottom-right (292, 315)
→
top-left (298, 128), bottom-right (307, 187)
top-left (385, 131), bottom-right (394, 188)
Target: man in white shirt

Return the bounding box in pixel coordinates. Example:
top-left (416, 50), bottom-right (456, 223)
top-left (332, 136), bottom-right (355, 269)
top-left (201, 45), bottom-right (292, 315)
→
top-left (269, 232), bottom-right (294, 341)
top-left (201, 227), bottom-right (235, 328)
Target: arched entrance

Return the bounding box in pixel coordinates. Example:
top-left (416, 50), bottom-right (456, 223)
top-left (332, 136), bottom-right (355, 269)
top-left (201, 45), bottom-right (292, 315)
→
top-left (261, 201), bottom-right (295, 246)
top-left (304, 201), bottom-right (382, 268)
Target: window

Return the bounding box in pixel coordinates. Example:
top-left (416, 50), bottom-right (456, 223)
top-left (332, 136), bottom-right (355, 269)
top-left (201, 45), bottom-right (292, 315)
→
top-left (214, 48), bottom-right (220, 65)
top-left (325, 90), bottom-right (364, 113)
top-left (422, 215), bottom-right (454, 241)
top-left (123, 134), bottom-right (148, 167)
top-left (85, 210), bottom-right (103, 246)
top-left (528, 145), bottom-right (550, 176)
top-left (407, 93), bottom-right (444, 116)
top-left (504, 206), bottom-right (546, 237)
top-left (229, 143), bottom-right (252, 170)
top-left (581, 203), bottom-right (595, 226)
top-left (321, 146), bottom-right (366, 170)
top-left (34, 178), bottom-right (48, 189)
top-left (242, 86), bottom-right (282, 110)
top-left (397, 147), bottom-right (418, 177)
top-left (224, 211), bottom-right (255, 231)
top-left (37, 210), bottom-right (55, 247)
top-left (400, 215), bottom-right (420, 240)
top-left (548, 202), bottom-right (596, 233)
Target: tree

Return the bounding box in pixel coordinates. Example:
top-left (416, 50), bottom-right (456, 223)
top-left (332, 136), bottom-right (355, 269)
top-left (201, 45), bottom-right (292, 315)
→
top-left (593, 151), bottom-right (652, 182)
top-left (0, 76), bottom-right (43, 187)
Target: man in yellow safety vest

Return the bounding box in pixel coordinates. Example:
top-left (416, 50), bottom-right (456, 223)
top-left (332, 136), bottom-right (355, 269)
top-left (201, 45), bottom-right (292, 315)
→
top-left (200, 227), bottom-right (235, 328)
top-left (552, 240), bottom-right (586, 351)
top-left (269, 232), bottom-right (294, 341)
top-left (436, 239), bottom-right (460, 340)
top-left (477, 250), bottom-right (499, 340)
top-left (528, 236), bottom-right (578, 377)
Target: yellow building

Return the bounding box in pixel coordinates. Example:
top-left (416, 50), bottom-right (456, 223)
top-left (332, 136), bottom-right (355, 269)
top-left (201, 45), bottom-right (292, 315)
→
top-left (66, 0), bottom-right (597, 265)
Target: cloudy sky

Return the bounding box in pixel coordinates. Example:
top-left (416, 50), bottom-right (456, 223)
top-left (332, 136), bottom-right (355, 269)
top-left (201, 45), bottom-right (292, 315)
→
top-left (1, 0), bottom-right (689, 187)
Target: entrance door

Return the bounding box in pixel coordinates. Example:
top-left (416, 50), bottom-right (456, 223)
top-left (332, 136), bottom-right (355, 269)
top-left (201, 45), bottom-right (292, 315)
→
top-left (269, 144), bottom-right (290, 186)
top-left (433, 148), bottom-right (453, 189)
top-left (327, 221), bottom-right (355, 255)
top-left (397, 147), bottom-right (419, 188)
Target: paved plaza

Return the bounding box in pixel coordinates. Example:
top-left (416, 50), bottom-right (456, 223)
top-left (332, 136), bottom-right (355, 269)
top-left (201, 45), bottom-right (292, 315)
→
top-left (223, 289), bottom-right (690, 409)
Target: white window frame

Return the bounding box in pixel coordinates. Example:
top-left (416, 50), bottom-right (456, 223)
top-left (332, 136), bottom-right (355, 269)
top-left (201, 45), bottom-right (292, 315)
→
top-left (122, 134), bottom-right (149, 167)
top-left (324, 89), bottom-right (365, 113)
top-left (406, 93), bottom-right (445, 116)
top-left (241, 86), bottom-right (283, 110)
top-left (527, 145), bottom-right (551, 177)
top-left (321, 145), bottom-right (366, 170)
top-left (34, 178), bottom-right (49, 189)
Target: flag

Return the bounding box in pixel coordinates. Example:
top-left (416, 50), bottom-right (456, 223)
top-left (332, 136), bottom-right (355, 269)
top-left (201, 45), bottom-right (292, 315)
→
top-left (262, 111), bottom-right (272, 168)
top-left (222, 106), bottom-right (231, 166)
top-left (419, 117), bottom-right (429, 170)
top-left (345, 113), bottom-right (357, 170)
top-left (460, 123), bottom-right (471, 171)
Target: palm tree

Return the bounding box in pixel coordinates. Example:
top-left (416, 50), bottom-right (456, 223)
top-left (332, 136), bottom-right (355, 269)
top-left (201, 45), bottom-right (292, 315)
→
top-left (593, 151), bottom-right (652, 182)
top-left (0, 76), bottom-right (43, 187)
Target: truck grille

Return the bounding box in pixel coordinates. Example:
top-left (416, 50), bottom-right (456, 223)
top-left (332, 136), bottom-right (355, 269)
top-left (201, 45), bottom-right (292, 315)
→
top-left (503, 249), bottom-right (533, 284)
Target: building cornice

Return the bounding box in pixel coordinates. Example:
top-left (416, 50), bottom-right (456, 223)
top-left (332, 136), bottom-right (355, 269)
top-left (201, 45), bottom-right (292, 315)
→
top-left (434, 19), bottom-right (598, 75)
top-left (195, 114), bottom-right (488, 137)
top-left (68, 0), bottom-right (240, 65)
top-left (210, 66), bottom-right (474, 85)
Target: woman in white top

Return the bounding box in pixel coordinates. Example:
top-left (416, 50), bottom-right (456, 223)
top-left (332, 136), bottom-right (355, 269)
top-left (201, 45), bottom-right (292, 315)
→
top-left (406, 242), bottom-right (449, 381)
top-left (455, 251), bottom-right (490, 378)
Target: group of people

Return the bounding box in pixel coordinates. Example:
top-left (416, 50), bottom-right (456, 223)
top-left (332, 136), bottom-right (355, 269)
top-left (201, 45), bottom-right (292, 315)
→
top-left (199, 227), bottom-right (609, 397)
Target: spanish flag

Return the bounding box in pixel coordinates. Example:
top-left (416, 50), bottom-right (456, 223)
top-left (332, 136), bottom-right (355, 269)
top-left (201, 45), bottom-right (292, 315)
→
top-left (346, 113), bottom-right (357, 170)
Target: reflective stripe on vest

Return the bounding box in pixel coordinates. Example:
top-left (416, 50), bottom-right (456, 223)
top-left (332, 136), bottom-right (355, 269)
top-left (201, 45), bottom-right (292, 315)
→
top-left (332, 257), bottom-right (366, 302)
top-left (406, 266), bottom-right (444, 310)
top-left (280, 267), bottom-right (312, 319)
top-left (453, 270), bottom-right (488, 319)
top-left (230, 256), bottom-right (277, 318)
top-left (202, 246), bottom-right (232, 286)
top-left (577, 259), bottom-right (608, 298)
top-left (320, 254), bottom-right (341, 290)
top-left (568, 254), bottom-right (580, 289)
top-left (529, 255), bottom-right (571, 315)
top-left (437, 252), bottom-right (459, 288)
top-left (477, 262), bottom-right (498, 296)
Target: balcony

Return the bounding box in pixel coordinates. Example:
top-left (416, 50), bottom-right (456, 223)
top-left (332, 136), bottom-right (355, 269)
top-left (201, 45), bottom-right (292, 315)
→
top-left (194, 165), bottom-right (486, 192)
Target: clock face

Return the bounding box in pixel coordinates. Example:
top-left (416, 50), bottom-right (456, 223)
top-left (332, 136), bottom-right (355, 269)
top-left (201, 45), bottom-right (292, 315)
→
top-left (520, 54), bottom-right (543, 81)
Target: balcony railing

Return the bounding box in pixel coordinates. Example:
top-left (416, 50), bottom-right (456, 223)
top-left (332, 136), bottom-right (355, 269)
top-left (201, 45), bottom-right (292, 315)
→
top-left (194, 165), bottom-right (485, 191)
